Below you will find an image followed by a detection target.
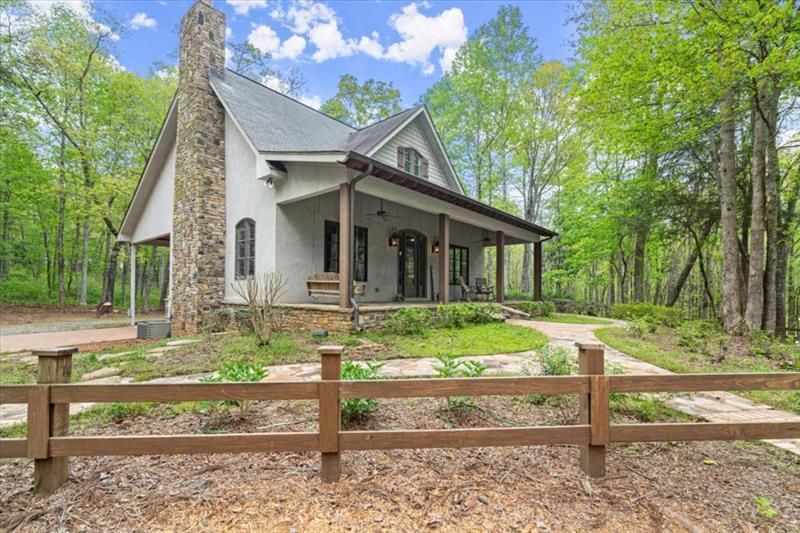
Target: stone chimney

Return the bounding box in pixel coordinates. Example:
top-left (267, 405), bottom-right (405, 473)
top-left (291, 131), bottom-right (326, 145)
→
top-left (172, 0), bottom-right (226, 333)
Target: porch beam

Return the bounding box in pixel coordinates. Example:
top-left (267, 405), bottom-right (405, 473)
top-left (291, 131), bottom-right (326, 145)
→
top-left (438, 214), bottom-right (450, 303)
top-left (534, 241), bottom-right (543, 301)
top-left (496, 231), bottom-right (505, 303)
top-left (339, 183), bottom-right (352, 309)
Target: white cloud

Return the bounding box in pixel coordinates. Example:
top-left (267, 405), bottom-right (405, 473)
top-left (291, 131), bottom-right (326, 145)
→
top-left (279, 0), bottom-right (335, 33)
top-left (26, 0), bottom-right (120, 40)
top-left (299, 94), bottom-right (322, 109)
top-left (262, 73), bottom-right (290, 94)
top-left (356, 33), bottom-right (384, 59)
top-left (384, 3), bottom-right (467, 75)
top-left (308, 20), bottom-right (353, 62)
top-left (226, 0), bottom-right (268, 16)
top-left (247, 24), bottom-right (307, 60)
top-left (130, 12), bottom-right (157, 30)
top-left (226, 26), bottom-right (232, 39)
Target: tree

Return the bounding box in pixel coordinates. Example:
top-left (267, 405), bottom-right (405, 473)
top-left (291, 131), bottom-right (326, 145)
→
top-left (228, 42), bottom-right (305, 97)
top-left (320, 74), bottom-right (401, 128)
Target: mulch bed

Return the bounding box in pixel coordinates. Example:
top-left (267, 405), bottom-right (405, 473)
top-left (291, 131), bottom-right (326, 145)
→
top-left (1, 397), bottom-right (798, 531)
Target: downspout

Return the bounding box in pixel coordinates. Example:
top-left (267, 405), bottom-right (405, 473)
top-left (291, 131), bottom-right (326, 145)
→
top-left (348, 164), bottom-right (373, 332)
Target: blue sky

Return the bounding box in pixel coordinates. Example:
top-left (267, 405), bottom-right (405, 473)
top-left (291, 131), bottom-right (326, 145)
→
top-left (100, 0), bottom-right (577, 108)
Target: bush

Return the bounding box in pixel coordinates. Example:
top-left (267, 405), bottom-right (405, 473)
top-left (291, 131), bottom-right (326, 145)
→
top-left (627, 316), bottom-right (658, 337)
top-left (432, 353), bottom-right (487, 409)
top-left (610, 303), bottom-right (683, 327)
top-left (340, 360), bottom-right (385, 419)
top-left (529, 345), bottom-right (574, 405)
top-left (435, 303), bottom-right (499, 328)
top-left (515, 301), bottom-right (555, 318)
top-left (200, 309), bottom-right (231, 333)
top-left (677, 320), bottom-right (723, 350)
top-left (200, 359), bottom-right (268, 416)
top-left (384, 307), bottom-right (433, 335)
top-left (233, 308), bottom-right (253, 333)
top-left (551, 298), bottom-right (609, 317)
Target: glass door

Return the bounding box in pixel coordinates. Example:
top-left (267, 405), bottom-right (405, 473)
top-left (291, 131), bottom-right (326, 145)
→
top-left (398, 231), bottom-right (426, 298)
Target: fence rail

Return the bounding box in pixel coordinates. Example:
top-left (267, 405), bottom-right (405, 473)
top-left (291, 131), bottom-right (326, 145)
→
top-left (0, 344), bottom-right (798, 494)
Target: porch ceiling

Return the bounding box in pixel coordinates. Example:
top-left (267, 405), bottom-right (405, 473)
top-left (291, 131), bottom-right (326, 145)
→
top-left (342, 152), bottom-right (557, 241)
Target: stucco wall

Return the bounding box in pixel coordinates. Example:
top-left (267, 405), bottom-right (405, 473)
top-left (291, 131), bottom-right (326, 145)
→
top-left (132, 140), bottom-right (175, 244)
top-left (276, 191), bottom-right (485, 303)
top-left (224, 113), bottom-right (277, 301)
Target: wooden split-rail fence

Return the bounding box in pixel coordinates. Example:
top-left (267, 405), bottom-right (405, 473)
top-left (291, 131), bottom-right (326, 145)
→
top-left (1, 344), bottom-right (798, 494)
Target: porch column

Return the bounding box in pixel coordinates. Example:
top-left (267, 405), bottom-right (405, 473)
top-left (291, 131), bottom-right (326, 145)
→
top-left (438, 213), bottom-right (450, 303)
top-left (167, 238), bottom-right (174, 318)
top-left (534, 240), bottom-right (543, 301)
top-left (129, 244), bottom-right (136, 325)
top-left (338, 183), bottom-right (352, 309)
top-left (496, 231), bottom-right (505, 303)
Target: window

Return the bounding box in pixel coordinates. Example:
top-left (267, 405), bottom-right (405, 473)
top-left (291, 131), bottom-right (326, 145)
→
top-left (449, 245), bottom-right (469, 286)
top-left (235, 218), bottom-right (255, 279)
top-left (396, 147), bottom-right (429, 178)
top-left (324, 221), bottom-right (368, 282)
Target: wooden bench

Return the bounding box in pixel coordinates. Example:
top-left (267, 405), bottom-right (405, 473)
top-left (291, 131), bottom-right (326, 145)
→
top-left (307, 272), bottom-right (340, 296)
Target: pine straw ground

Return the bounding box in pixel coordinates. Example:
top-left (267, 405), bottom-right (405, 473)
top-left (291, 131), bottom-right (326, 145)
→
top-left (1, 396), bottom-right (798, 532)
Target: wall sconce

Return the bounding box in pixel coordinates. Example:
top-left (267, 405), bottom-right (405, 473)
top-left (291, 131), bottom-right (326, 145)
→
top-left (431, 240), bottom-right (440, 254)
top-left (388, 232), bottom-right (399, 247)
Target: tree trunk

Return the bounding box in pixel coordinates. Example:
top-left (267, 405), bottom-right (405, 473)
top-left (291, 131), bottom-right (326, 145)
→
top-left (776, 186), bottom-right (797, 337)
top-left (718, 80), bottom-right (746, 334)
top-left (79, 218), bottom-right (89, 306)
top-left (745, 91), bottom-right (767, 331)
top-left (56, 133), bottom-right (67, 308)
top-left (633, 231), bottom-right (646, 302)
top-left (102, 241), bottom-right (121, 306)
top-left (762, 83), bottom-right (780, 334)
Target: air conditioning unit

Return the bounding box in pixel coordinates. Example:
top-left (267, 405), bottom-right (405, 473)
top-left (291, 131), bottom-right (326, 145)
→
top-left (137, 320), bottom-right (172, 340)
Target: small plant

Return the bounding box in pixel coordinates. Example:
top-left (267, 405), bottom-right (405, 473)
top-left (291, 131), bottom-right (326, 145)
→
top-left (233, 308), bottom-right (254, 333)
top-left (528, 345), bottom-right (574, 405)
top-left (384, 307), bottom-right (433, 335)
top-left (340, 360), bottom-right (385, 419)
top-left (748, 330), bottom-right (773, 358)
top-left (200, 309), bottom-right (231, 333)
top-left (754, 496), bottom-right (779, 518)
top-left (610, 303), bottom-right (683, 327)
top-left (433, 353), bottom-right (487, 409)
top-left (435, 303), bottom-right (499, 328)
top-left (627, 316), bottom-right (656, 337)
top-left (200, 359), bottom-right (268, 416)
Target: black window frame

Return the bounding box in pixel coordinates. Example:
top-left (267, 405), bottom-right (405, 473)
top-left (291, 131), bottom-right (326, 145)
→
top-left (324, 220), bottom-right (368, 282)
top-left (448, 244), bottom-right (469, 286)
top-left (235, 218), bottom-right (256, 279)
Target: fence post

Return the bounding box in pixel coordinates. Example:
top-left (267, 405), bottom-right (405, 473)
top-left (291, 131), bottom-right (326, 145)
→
top-left (318, 345), bottom-right (343, 482)
top-left (577, 342), bottom-right (606, 478)
top-left (32, 347), bottom-right (77, 494)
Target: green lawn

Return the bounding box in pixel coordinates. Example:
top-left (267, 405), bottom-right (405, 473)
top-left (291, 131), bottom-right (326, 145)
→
top-left (0, 322), bottom-right (547, 385)
top-left (595, 326), bottom-right (800, 415)
top-left (532, 313), bottom-right (612, 325)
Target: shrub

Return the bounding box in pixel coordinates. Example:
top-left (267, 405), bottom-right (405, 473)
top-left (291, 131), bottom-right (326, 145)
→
top-left (610, 303), bottom-right (683, 327)
top-left (340, 360), bottom-right (385, 419)
top-left (384, 307), bottom-right (433, 335)
top-left (432, 353), bottom-right (487, 409)
top-left (200, 309), bottom-right (231, 333)
top-left (435, 303), bottom-right (499, 328)
top-left (231, 272), bottom-right (288, 346)
top-left (677, 320), bottom-right (722, 351)
top-left (529, 345), bottom-right (574, 404)
top-left (627, 315), bottom-right (658, 337)
top-left (515, 301), bottom-right (555, 318)
top-left (233, 308), bottom-right (254, 333)
top-left (200, 359), bottom-right (268, 416)
top-left (551, 298), bottom-right (609, 317)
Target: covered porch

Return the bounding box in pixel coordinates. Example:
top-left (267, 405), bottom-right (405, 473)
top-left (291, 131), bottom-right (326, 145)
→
top-left (274, 153), bottom-right (553, 309)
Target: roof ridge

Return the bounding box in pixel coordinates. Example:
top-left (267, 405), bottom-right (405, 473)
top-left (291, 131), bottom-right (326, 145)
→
top-left (216, 67), bottom-right (355, 132)
top-left (355, 105), bottom-right (422, 132)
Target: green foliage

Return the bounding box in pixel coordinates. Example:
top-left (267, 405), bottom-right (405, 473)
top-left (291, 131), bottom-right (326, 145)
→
top-left (515, 301), bottom-right (555, 318)
top-left (432, 353), bottom-right (487, 410)
top-left (320, 74), bottom-right (402, 128)
top-left (200, 309), bottom-right (232, 334)
top-left (233, 308), bottom-right (254, 333)
top-left (528, 345), bottom-right (574, 405)
top-left (611, 304), bottom-right (683, 327)
top-left (340, 360), bottom-right (385, 419)
top-left (200, 359), bottom-right (268, 415)
top-left (435, 303), bottom-right (499, 328)
top-left (384, 307), bottom-right (433, 335)
top-left (626, 316), bottom-right (658, 337)
top-left (754, 496), bottom-right (779, 519)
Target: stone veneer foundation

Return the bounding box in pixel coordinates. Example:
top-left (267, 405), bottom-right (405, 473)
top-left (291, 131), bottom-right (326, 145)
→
top-left (171, 0), bottom-right (227, 334)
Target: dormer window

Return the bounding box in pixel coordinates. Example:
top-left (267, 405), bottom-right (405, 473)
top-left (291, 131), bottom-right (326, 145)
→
top-left (397, 147), bottom-right (429, 178)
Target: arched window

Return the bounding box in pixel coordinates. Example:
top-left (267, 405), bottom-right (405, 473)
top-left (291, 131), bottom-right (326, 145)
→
top-left (396, 147), bottom-right (429, 178)
top-left (235, 218), bottom-right (255, 279)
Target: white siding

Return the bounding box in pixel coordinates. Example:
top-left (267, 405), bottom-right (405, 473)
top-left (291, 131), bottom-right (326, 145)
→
top-left (374, 119), bottom-right (449, 189)
top-left (131, 141), bottom-right (175, 244)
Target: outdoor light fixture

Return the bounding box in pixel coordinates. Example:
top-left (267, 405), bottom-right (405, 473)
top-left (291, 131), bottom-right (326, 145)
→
top-left (432, 240), bottom-right (440, 254)
top-left (388, 232), bottom-right (399, 247)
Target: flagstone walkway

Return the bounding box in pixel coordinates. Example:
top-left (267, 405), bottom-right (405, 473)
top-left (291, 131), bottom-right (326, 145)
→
top-left (508, 319), bottom-right (800, 456)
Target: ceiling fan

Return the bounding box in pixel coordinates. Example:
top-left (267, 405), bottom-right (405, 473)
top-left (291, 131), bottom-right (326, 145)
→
top-left (474, 229), bottom-right (492, 245)
top-left (365, 199), bottom-right (400, 222)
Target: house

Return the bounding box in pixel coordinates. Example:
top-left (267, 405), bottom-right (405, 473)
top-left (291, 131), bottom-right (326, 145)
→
top-left (118, 0), bottom-right (555, 334)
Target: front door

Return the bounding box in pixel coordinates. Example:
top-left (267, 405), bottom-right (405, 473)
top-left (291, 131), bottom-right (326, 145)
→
top-left (398, 231), bottom-right (426, 298)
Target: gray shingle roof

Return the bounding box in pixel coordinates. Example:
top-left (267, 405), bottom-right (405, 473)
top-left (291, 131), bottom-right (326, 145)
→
top-left (209, 68), bottom-right (355, 152)
top-left (344, 107), bottom-right (421, 154)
